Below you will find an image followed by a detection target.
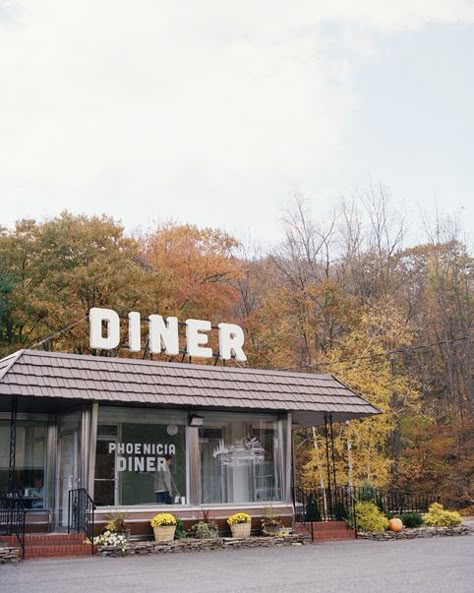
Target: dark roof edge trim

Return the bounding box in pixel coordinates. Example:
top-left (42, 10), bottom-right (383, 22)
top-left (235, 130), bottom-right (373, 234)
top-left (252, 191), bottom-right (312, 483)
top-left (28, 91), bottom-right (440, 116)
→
top-left (329, 373), bottom-right (381, 415)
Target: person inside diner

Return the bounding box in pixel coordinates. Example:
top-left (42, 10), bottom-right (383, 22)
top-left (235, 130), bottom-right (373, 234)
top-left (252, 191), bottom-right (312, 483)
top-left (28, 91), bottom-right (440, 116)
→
top-left (29, 475), bottom-right (45, 509)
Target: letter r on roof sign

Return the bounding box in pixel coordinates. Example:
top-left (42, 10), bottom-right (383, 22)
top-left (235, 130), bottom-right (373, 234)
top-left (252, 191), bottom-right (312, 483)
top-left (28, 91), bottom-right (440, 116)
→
top-left (218, 323), bottom-right (247, 362)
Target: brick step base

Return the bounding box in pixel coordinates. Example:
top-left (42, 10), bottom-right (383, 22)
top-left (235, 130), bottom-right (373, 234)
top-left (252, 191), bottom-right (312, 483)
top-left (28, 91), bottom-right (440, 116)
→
top-left (24, 544), bottom-right (93, 559)
top-left (312, 529), bottom-right (356, 540)
top-left (312, 521), bottom-right (350, 531)
top-left (1, 533), bottom-right (86, 544)
top-left (295, 521), bottom-right (356, 541)
top-left (0, 532), bottom-right (94, 559)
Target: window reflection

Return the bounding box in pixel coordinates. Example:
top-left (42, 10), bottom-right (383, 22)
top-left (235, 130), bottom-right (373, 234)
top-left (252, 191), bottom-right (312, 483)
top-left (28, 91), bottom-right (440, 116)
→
top-left (95, 408), bottom-right (186, 506)
top-left (0, 420), bottom-right (47, 508)
top-left (199, 414), bottom-right (282, 504)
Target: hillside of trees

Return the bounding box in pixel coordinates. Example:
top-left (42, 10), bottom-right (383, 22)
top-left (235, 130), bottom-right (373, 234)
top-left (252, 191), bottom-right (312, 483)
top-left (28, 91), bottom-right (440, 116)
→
top-left (1, 196), bottom-right (473, 508)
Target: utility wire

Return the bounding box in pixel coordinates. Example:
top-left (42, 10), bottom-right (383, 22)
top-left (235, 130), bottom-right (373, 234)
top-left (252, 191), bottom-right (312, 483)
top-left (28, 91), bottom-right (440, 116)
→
top-left (26, 316), bottom-right (471, 372)
top-left (312, 335), bottom-right (470, 368)
top-left (29, 316), bottom-right (88, 349)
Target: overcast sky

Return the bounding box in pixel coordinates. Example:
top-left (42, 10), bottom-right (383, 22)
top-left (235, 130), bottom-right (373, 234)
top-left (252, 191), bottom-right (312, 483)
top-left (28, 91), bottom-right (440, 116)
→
top-left (1, 1), bottom-right (473, 247)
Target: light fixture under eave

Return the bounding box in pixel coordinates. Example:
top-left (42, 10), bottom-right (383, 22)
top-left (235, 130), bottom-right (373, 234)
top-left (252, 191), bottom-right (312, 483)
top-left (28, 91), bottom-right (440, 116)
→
top-left (166, 423), bottom-right (178, 436)
top-left (189, 414), bottom-right (204, 427)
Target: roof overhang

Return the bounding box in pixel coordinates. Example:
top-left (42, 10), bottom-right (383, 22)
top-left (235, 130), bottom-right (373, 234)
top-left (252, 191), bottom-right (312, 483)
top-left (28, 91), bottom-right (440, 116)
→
top-left (0, 349), bottom-right (381, 425)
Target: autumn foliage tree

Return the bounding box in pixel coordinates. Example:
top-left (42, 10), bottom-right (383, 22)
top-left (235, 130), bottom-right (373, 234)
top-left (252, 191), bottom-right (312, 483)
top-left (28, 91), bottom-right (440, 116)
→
top-left (0, 213), bottom-right (146, 356)
top-left (0, 200), bottom-right (472, 507)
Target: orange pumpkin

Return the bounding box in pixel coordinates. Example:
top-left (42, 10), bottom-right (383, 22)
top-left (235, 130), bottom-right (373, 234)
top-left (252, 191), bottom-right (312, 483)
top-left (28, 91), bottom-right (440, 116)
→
top-left (388, 518), bottom-right (403, 532)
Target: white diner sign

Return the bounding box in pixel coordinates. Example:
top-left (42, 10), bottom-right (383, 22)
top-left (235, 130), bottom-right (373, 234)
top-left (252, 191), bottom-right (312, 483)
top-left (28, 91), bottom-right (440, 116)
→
top-left (108, 441), bottom-right (176, 472)
top-left (89, 307), bottom-right (247, 362)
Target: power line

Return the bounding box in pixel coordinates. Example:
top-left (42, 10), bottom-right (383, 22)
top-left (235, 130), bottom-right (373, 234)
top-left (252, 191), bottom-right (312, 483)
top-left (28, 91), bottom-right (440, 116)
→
top-left (29, 316), bottom-right (88, 349)
top-left (312, 335), bottom-right (470, 368)
top-left (27, 316), bottom-right (471, 372)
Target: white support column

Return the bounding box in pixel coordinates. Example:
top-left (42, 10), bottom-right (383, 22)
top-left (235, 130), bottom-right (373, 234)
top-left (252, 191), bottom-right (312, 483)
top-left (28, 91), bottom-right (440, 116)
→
top-left (46, 416), bottom-right (58, 528)
top-left (80, 406), bottom-right (90, 490)
top-left (187, 425), bottom-right (201, 506)
top-left (285, 412), bottom-right (293, 504)
top-left (88, 403), bottom-right (99, 497)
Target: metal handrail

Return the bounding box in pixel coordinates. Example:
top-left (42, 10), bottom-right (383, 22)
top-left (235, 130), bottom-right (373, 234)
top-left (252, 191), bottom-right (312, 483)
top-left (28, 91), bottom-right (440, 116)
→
top-left (0, 488), bottom-right (27, 557)
top-left (67, 488), bottom-right (96, 555)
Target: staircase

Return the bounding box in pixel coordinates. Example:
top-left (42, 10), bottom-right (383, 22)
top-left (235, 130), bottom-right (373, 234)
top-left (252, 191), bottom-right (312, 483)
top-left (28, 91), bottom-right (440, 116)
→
top-left (0, 532), bottom-right (94, 559)
top-left (295, 521), bottom-right (356, 542)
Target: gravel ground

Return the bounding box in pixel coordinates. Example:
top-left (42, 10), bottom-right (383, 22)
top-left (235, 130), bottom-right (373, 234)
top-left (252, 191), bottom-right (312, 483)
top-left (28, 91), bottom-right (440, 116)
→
top-left (1, 535), bottom-right (473, 593)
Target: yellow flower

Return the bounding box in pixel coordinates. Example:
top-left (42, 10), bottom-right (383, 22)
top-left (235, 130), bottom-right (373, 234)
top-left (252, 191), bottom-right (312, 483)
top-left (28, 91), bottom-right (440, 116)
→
top-left (150, 512), bottom-right (177, 527)
top-left (227, 512), bottom-right (251, 525)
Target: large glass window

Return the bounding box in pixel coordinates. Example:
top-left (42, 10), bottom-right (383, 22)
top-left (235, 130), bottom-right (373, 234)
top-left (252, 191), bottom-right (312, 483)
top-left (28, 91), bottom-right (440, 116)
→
top-left (199, 413), bottom-right (283, 504)
top-left (95, 408), bottom-right (187, 506)
top-left (0, 420), bottom-right (47, 509)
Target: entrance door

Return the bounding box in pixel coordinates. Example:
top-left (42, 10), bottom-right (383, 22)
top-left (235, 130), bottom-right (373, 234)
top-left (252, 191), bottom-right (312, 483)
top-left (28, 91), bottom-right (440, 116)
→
top-left (57, 431), bottom-right (79, 527)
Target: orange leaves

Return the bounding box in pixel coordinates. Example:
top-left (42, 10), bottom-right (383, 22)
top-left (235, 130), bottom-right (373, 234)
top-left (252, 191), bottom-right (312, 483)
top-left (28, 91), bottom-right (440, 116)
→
top-left (141, 224), bottom-right (243, 322)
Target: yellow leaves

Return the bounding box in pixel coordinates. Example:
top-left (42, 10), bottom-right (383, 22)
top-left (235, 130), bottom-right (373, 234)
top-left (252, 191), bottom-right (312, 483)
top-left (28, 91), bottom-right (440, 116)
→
top-left (300, 296), bottom-right (424, 487)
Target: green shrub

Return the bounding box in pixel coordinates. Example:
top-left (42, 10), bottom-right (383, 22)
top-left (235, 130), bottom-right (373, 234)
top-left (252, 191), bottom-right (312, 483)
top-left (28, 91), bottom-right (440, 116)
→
top-left (174, 517), bottom-right (188, 539)
top-left (422, 503), bottom-right (462, 527)
top-left (357, 480), bottom-right (377, 502)
top-left (355, 501), bottom-right (389, 532)
top-left (400, 512), bottom-right (423, 528)
top-left (355, 482), bottom-right (385, 512)
top-left (189, 520), bottom-right (219, 539)
top-left (334, 501), bottom-right (348, 521)
top-left (374, 495), bottom-right (385, 513)
top-left (305, 494), bottom-right (322, 522)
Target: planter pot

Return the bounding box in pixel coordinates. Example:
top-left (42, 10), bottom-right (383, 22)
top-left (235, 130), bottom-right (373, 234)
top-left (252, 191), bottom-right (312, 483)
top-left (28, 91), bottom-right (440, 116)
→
top-left (262, 525), bottom-right (285, 536)
top-left (153, 525), bottom-right (176, 542)
top-left (230, 522), bottom-right (251, 538)
top-left (119, 529), bottom-right (131, 540)
top-left (194, 530), bottom-right (219, 540)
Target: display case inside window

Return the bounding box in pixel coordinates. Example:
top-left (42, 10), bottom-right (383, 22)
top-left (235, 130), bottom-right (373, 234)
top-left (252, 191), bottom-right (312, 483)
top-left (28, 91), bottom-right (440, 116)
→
top-left (0, 420), bottom-right (47, 508)
top-left (95, 407), bottom-right (187, 506)
top-left (199, 413), bottom-right (283, 504)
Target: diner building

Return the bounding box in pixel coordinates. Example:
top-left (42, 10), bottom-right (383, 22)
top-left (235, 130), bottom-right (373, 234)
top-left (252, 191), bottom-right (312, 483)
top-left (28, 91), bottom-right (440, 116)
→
top-left (0, 348), bottom-right (379, 536)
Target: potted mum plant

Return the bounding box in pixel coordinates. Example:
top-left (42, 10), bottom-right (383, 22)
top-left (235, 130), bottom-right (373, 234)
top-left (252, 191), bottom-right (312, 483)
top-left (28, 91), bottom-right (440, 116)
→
top-left (150, 512), bottom-right (177, 542)
top-left (105, 512), bottom-right (130, 539)
top-left (190, 510), bottom-right (219, 539)
top-left (261, 507), bottom-right (286, 536)
top-left (227, 512), bottom-right (252, 538)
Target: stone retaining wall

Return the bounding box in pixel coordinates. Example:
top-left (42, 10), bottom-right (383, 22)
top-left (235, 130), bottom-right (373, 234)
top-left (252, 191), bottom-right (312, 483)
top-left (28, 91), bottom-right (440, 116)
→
top-left (0, 546), bottom-right (21, 564)
top-left (358, 525), bottom-right (474, 541)
top-left (98, 533), bottom-right (310, 557)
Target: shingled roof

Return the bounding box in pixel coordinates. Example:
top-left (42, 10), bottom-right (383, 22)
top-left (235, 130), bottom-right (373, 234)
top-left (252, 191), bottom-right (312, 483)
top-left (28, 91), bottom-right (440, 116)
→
top-left (0, 349), bottom-right (380, 426)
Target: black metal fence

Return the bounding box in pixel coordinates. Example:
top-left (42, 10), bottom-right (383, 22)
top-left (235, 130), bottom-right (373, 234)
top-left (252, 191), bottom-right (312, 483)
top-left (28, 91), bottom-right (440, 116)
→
top-left (0, 488), bottom-right (27, 557)
top-left (293, 485), bottom-right (437, 526)
top-left (68, 488), bottom-right (95, 554)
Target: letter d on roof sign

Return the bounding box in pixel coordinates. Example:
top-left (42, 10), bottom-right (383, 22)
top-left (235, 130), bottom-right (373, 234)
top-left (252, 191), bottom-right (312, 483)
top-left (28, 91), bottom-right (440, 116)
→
top-left (90, 308), bottom-right (120, 350)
